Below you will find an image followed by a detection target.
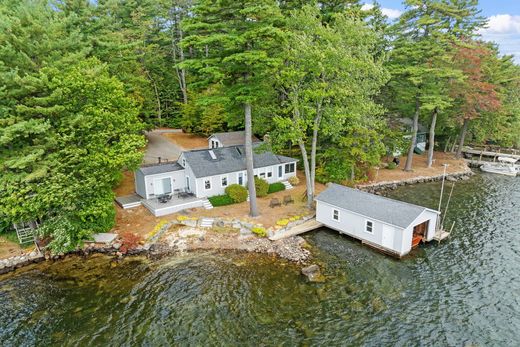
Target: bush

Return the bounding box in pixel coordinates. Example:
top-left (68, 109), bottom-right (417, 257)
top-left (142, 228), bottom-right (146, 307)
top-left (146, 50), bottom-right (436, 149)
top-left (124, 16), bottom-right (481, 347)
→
top-left (251, 227), bottom-right (267, 237)
top-left (254, 177), bottom-right (269, 197)
top-left (276, 219), bottom-right (290, 227)
top-left (120, 232), bottom-right (142, 254)
top-left (208, 194), bottom-right (235, 207)
top-left (268, 182), bottom-right (286, 194)
top-left (225, 184), bottom-right (248, 203)
top-left (387, 162), bottom-right (397, 170)
top-left (288, 175), bottom-right (300, 186)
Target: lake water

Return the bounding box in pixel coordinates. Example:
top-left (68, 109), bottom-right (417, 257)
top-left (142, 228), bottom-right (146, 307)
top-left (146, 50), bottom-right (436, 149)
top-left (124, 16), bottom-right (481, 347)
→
top-left (1, 173), bottom-right (519, 346)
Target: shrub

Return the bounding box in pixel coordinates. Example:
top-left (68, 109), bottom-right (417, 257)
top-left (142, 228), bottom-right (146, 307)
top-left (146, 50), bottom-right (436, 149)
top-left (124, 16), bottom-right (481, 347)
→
top-left (268, 182), bottom-right (285, 194)
top-left (254, 177), bottom-right (269, 197)
top-left (225, 184), bottom-right (248, 203)
top-left (119, 232), bottom-right (142, 254)
top-left (387, 162), bottom-right (397, 170)
top-left (288, 175), bottom-right (300, 186)
top-left (276, 219), bottom-right (290, 227)
top-left (208, 194), bottom-right (235, 207)
top-left (251, 227), bottom-right (267, 237)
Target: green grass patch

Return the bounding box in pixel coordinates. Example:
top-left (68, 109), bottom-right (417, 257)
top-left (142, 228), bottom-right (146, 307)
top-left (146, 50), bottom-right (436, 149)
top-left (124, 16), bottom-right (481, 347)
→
top-left (0, 230), bottom-right (20, 244)
top-left (208, 194), bottom-right (236, 207)
top-left (268, 182), bottom-right (286, 194)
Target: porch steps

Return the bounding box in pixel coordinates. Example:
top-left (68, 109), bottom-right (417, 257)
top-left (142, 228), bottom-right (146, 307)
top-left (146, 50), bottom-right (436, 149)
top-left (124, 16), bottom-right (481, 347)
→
top-left (200, 218), bottom-right (215, 228)
top-left (282, 181), bottom-right (294, 190)
top-left (202, 198), bottom-right (213, 209)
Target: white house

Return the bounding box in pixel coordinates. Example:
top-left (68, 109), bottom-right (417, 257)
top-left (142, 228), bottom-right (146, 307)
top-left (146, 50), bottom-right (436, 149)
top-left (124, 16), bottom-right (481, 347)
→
top-left (208, 130), bottom-right (260, 149)
top-left (315, 183), bottom-right (440, 257)
top-left (132, 142), bottom-right (298, 216)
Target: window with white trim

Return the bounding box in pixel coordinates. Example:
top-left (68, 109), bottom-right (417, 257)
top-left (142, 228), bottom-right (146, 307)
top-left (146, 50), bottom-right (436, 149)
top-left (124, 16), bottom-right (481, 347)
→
top-left (259, 171), bottom-right (266, 178)
top-left (221, 176), bottom-right (228, 187)
top-left (365, 220), bottom-right (374, 233)
top-left (285, 163), bottom-right (295, 174)
top-left (182, 158), bottom-right (186, 167)
top-left (332, 209), bottom-right (340, 221)
top-left (267, 169), bottom-right (273, 178)
top-left (204, 179), bottom-right (211, 190)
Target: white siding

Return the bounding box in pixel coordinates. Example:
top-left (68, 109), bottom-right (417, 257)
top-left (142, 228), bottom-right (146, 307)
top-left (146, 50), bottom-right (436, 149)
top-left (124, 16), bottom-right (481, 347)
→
top-left (135, 170), bottom-right (146, 198)
top-left (316, 200), bottom-right (409, 256)
top-left (208, 136), bottom-right (222, 149)
top-left (404, 209), bottom-right (439, 242)
top-left (143, 170), bottom-right (186, 199)
top-left (191, 162), bottom-right (298, 198)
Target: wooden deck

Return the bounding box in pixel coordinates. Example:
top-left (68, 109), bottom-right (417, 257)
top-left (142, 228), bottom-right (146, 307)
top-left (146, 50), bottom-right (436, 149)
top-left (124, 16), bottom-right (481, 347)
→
top-left (460, 146), bottom-right (520, 160)
top-left (433, 230), bottom-right (450, 242)
top-left (269, 219), bottom-right (323, 241)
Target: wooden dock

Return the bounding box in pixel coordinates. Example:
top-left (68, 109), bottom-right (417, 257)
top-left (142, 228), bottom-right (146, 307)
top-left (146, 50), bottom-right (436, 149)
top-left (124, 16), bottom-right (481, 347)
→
top-left (269, 219), bottom-right (323, 241)
top-left (460, 146), bottom-right (520, 161)
top-left (433, 230), bottom-right (450, 242)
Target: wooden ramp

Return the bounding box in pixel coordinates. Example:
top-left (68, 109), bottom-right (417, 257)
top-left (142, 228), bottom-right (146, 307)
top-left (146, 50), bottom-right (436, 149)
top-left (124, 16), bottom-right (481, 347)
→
top-left (269, 219), bottom-right (323, 241)
top-left (433, 230), bottom-right (450, 242)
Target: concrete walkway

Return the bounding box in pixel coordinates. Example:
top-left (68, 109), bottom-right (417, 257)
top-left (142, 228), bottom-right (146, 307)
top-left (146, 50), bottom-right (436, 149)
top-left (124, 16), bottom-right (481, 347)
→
top-left (269, 219), bottom-right (323, 241)
top-left (143, 131), bottom-right (184, 164)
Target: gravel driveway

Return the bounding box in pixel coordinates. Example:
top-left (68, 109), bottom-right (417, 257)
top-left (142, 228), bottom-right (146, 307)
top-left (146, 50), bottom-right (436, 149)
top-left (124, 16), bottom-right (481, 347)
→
top-left (143, 131), bottom-right (184, 164)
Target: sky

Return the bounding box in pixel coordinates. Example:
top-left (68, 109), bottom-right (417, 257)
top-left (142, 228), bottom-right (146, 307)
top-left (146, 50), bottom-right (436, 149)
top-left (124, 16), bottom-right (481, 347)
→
top-left (365, 0), bottom-right (520, 63)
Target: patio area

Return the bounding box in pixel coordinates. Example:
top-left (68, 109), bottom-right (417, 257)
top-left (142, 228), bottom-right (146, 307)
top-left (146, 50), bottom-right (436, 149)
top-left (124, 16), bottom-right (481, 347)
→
top-left (141, 195), bottom-right (206, 217)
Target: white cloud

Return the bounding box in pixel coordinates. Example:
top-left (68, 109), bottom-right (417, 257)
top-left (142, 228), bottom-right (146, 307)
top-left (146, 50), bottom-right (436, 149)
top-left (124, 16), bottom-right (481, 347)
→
top-left (480, 14), bottom-right (520, 34)
top-left (381, 8), bottom-right (402, 20)
top-left (361, 3), bottom-right (402, 20)
top-left (478, 15), bottom-right (520, 64)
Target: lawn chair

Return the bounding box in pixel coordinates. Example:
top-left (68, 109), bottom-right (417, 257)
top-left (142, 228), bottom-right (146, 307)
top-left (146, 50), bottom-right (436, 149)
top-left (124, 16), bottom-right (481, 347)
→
top-left (283, 195), bottom-right (294, 205)
top-left (269, 198), bottom-right (282, 208)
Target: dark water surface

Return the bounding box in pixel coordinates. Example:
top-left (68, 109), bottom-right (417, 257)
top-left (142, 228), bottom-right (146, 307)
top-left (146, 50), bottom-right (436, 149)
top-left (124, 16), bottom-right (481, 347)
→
top-left (1, 173), bottom-right (519, 346)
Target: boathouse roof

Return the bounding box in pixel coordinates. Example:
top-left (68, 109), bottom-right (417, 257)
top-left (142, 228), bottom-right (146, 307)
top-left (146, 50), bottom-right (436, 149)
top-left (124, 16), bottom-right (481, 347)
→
top-left (315, 183), bottom-right (439, 229)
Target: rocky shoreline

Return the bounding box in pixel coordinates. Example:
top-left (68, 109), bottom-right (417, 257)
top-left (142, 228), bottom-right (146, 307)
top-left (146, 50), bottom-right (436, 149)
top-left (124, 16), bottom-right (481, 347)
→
top-left (357, 167), bottom-right (474, 194)
top-left (0, 228), bottom-right (311, 276)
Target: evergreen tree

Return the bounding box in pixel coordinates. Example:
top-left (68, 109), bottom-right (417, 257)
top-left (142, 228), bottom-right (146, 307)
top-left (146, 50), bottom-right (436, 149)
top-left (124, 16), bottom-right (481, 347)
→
top-left (182, 0), bottom-right (285, 217)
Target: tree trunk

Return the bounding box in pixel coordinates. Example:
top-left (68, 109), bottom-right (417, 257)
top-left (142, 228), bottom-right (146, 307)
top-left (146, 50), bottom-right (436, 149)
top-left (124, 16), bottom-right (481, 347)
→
top-left (172, 11), bottom-right (188, 104)
top-left (310, 112), bottom-right (321, 197)
top-left (444, 136), bottom-right (451, 152)
top-left (298, 140), bottom-right (313, 208)
top-left (456, 118), bottom-right (469, 158)
top-left (427, 107), bottom-right (437, 168)
top-left (244, 103), bottom-right (259, 217)
top-left (404, 97), bottom-right (420, 171)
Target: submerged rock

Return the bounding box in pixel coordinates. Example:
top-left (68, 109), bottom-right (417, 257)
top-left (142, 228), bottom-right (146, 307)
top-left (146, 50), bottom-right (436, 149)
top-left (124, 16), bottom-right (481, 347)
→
top-left (301, 264), bottom-right (325, 282)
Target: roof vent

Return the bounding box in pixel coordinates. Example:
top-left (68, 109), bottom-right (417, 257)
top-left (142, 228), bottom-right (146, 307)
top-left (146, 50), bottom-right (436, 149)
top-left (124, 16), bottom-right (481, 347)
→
top-left (209, 150), bottom-right (217, 160)
top-left (236, 147), bottom-right (242, 156)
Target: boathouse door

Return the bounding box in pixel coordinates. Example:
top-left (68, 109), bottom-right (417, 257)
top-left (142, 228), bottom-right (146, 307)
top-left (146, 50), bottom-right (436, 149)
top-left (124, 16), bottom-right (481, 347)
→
top-left (413, 221), bottom-right (429, 237)
top-left (382, 225), bottom-right (394, 249)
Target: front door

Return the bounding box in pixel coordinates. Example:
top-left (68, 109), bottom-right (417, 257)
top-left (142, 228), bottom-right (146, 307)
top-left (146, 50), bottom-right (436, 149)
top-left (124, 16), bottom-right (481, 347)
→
top-left (238, 172), bottom-right (244, 185)
top-left (278, 165), bottom-right (283, 178)
top-left (154, 177), bottom-right (172, 195)
top-left (382, 225), bottom-right (394, 249)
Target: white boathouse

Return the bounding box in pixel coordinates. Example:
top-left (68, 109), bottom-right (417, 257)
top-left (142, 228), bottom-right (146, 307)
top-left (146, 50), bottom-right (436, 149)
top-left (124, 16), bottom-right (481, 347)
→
top-left (315, 183), bottom-right (440, 257)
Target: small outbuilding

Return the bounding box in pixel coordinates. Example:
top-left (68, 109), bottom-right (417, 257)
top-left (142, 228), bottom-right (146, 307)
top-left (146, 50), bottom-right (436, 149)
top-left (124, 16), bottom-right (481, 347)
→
top-left (315, 183), bottom-right (440, 257)
top-left (208, 130), bottom-right (261, 149)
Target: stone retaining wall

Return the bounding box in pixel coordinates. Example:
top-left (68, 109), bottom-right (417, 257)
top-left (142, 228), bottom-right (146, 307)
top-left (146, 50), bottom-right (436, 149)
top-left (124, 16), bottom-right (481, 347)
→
top-left (356, 167), bottom-right (474, 194)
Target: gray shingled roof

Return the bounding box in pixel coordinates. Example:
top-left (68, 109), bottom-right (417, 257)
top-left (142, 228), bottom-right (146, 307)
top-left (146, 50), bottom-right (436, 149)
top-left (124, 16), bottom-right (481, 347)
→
top-left (138, 161), bottom-right (184, 176)
top-left (315, 183), bottom-right (438, 228)
top-left (183, 145), bottom-right (297, 178)
top-left (210, 131), bottom-right (260, 147)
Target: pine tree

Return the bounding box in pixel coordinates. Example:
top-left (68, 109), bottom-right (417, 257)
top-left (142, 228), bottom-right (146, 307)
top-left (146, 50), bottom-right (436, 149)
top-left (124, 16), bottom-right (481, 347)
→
top-left (182, 0), bottom-right (285, 217)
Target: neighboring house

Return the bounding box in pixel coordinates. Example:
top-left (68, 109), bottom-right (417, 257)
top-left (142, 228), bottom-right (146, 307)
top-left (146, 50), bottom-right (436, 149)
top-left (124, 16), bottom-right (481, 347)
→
top-left (315, 183), bottom-right (440, 257)
top-left (131, 138), bottom-right (298, 216)
top-left (391, 118), bottom-right (428, 155)
top-left (208, 130), bottom-right (261, 149)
